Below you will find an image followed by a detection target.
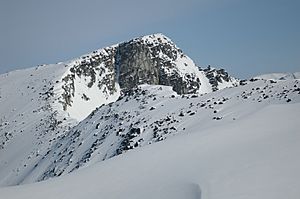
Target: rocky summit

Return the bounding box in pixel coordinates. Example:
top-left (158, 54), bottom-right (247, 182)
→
top-left (60, 33), bottom-right (238, 120)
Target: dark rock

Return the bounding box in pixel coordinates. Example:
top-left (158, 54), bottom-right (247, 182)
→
top-left (149, 106), bottom-right (155, 111)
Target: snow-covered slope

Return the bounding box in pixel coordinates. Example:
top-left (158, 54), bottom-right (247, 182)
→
top-left (0, 64), bottom-right (74, 186)
top-left (0, 81), bottom-right (299, 199)
top-left (254, 72), bottom-right (300, 80)
top-left (17, 77), bottom-right (300, 185)
top-left (0, 33), bottom-right (237, 187)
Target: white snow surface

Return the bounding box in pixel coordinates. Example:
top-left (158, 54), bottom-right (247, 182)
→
top-left (255, 72), bottom-right (300, 80)
top-left (0, 64), bottom-right (74, 186)
top-left (0, 97), bottom-right (299, 199)
top-left (22, 77), bottom-right (299, 184)
top-left (62, 67), bottom-right (120, 121)
top-left (1, 67), bottom-right (300, 198)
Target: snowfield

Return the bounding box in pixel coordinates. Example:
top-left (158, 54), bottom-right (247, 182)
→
top-left (1, 71), bottom-right (300, 198)
top-left (0, 101), bottom-right (299, 199)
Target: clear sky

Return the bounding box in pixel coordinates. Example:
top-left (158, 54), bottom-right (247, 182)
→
top-left (0, 0), bottom-right (299, 78)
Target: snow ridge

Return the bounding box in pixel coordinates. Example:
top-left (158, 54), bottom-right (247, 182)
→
top-left (25, 78), bottom-right (300, 183)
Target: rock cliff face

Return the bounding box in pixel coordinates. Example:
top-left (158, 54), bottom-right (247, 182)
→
top-left (59, 33), bottom-right (237, 120)
top-left (115, 34), bottom-right (201, 94)
top-left (204, 66), bottom-right (234, 91)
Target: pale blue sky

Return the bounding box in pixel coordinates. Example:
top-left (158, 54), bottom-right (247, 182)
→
top-left (0, 0), bottom-right (299, 78)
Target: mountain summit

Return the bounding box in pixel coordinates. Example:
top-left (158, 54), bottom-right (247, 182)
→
top-left (59, 33), bottom-right (237, 120)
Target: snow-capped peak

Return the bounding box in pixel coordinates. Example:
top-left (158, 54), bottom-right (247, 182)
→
top-left (56, 33), bottom-right (237, 121)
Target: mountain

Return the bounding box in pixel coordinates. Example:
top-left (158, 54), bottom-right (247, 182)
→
top-left (0, 33), bottom-right (237, 186)
top-left (1, 33), bottom-right (300, 198)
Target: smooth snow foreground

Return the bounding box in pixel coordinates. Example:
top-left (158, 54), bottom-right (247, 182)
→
top-left (1, 102), bottom-right (299, 199)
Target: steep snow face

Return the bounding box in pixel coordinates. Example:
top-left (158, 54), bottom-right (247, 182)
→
top-left (66, 77), bottom-right (120, 121)
top-left (60, 60), bottom-right (120, 121)
top-left (25, 77), bottom-right (300, 183)
top-left (58, 47), bottom-right (120, 121)
top-left (0, 87), bottom-right (300, 199)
